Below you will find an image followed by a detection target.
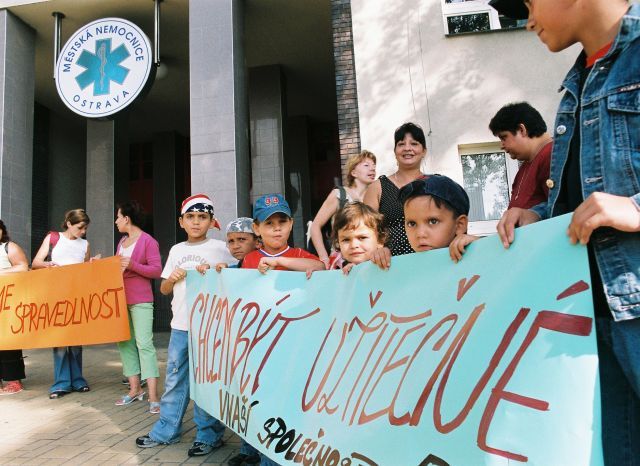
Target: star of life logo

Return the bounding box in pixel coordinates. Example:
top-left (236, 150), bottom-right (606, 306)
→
top-left (55, 18), bottom-right (152, 118)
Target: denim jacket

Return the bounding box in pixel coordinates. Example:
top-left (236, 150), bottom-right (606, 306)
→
top-left (530, 4), bottom-right (640, 321)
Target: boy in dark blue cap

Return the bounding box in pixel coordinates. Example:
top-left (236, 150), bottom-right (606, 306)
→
top-left (242, 193), bottom-right (324, 273)
top-left (241, 194), bottom-right (323, 466)
top-left (490, 1), bottom-right (640, 464)
top-left (397, 175), bottom-right (470, 256)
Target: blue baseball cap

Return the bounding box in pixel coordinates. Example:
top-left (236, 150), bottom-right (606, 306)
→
top-left (253, 194), bottom-right (292, 222)
top-left (399, 175), bottom-right (470, 216)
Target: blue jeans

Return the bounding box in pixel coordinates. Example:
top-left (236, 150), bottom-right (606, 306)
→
top-left (241, 439), bottom-right (260, 456)
top-left (50, 346), bottom-right (87, 393)
top-left (260, 454), bottom-right (282, 466)
top-left (596, 317), bottom-right (640, 466)
top-left (149, 329), bottom-right (224, 445)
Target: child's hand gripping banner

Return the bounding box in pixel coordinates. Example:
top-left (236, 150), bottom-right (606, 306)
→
top-left (0, 257), bottom-right (129, 349)
top-left (187, 214), bottom-right (603, 466)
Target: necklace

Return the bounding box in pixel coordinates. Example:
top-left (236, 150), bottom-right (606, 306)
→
top-left (513, 139), bottom-right (552, 201)
top-left (513, 162), bottom-right (532, 201)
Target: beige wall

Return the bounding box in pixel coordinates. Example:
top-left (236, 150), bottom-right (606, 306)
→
top-left (351, 0), bottom-right (580, 183)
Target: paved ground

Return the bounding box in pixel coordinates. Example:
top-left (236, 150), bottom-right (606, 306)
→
top-left (0, 332), bottom-right (242, 465)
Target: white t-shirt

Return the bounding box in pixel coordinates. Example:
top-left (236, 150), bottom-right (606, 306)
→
top-left (161, 238), bottom-right (236, 331)
top-left (51, 234), bottom-right (88, 266)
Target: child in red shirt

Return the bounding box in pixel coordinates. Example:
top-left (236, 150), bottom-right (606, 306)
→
top-left (242, 194), bottom-right (324, 275)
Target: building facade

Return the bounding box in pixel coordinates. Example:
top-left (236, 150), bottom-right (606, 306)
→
top-left (0, 0), bottom-right (587, 326)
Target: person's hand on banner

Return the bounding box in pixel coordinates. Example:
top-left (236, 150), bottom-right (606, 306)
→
top-left (196, 264), bottom-right (210, 275)
top-left (449, 234), bottom-right (480, 263)
top-left (497, 208), bottom-right (540, 248)
top-left (168, 267), bottom-right (187, 283)
top-left (90, 254), bottom-right (102, 262)
top-left (568, 192), bottom-right (640, 245)
top-left (258, 257), bottom-right (278, 274)
top-left (215, 263), bottom-right (228, 273)
top-left (119, 256), bottom-right (130, 271)
top-left (370, 246), bottom-right (392, 270)
top-left (341, 262), bottom-right (354, 275)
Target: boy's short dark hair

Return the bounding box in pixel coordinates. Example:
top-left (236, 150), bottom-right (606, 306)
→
top-left (399, 175), bottom-right (470, 218)
top-left (331, 201), bottom-right (387, 249)
top-left (489, 102), bottom-right (547, 138)
top-left (394, 122), bottom-right (427, 148)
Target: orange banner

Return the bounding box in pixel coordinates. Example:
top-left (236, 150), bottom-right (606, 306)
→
top-left (0, 257), bottom-right (130, 350)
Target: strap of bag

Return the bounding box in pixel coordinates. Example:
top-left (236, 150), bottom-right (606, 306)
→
top-left (337, 186), bottom-right (348, 210)
top-left (46, 231), bottom-right (60, 261)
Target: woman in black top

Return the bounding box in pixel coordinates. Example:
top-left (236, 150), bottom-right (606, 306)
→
top-left (364, 122), bottom-right (427, 264)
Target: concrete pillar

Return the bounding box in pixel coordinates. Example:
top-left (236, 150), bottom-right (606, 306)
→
top-left (0, 11), bottom-right (35, 257)
top-left (248, 66), bottom-right (286, 201)
top-left (86, 118), bottom-right (128, 258)
top-left (189, 0), bottom-right (250, 239)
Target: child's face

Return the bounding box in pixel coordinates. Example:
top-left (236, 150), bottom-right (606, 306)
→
top-left (179, 211), bottom-right (213, 242)
top-left (226, 232), bottom-right (258, 260)
top-left (404, 196), bottom-right (467, 252)
top-left (252, 213), bottom-right (293, 254)
top-left (337, 222), bottom-right (383, 264)
top-left (524, 0), bottom-right (578, 52)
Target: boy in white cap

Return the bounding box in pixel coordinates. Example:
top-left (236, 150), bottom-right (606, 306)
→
top-left (136, 194), bottom-right (235, 457)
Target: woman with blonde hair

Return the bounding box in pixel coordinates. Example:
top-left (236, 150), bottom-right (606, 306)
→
top-left (33, 209), bottom-right (93, 399)
top-left (309, 150), bottom-right (377, 268)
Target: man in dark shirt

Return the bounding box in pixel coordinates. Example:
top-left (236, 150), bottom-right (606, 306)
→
top-left (489, 102), bottom-right (553, 209)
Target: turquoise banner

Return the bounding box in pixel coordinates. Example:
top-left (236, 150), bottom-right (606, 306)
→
top-left (187, 214), bottom-right (603, 466)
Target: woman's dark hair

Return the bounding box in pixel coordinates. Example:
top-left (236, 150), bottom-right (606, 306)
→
top-left (0, 219), bottom-right (10, 243)
top-left (394, 122), bottom-right (427, 148)
top-left (489, 102), bottom-right (547, 138)
top-left (62, 209), bottom-right (90, 230)
top-left (117, 200), bottom-right (146, 228)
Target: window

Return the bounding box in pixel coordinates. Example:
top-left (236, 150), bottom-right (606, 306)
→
top-left (441, 0), bottom-right (527, 36)
top-left (459, 143), bottom-right (519, 235)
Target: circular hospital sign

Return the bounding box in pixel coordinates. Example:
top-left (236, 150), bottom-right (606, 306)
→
top-left (55, 18), bottom-right (152, 118)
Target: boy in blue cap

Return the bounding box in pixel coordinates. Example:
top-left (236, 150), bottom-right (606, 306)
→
top-left (490, 1), bottom-right (640, 464)
top-left (242, 194), bottom-right (324, 274)
top-left (241, 194), bottom-right (323, 466)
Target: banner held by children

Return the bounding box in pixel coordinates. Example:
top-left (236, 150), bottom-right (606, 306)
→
top-left (187, 214), bottom-right (603, 466)
top-left (0, 257), bottom-right (129, 350)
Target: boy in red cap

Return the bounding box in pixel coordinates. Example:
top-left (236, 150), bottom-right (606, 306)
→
top-left (490, 1), bottom-right (640, 464)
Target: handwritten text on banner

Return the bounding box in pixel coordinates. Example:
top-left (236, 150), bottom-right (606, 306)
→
top-left (0, 257), bottom-right (129, 350)
top-left (188, 214), bottom-right (603, 466)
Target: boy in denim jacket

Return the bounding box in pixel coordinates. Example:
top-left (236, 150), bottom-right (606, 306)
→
top-left (490, 1), bottom-right (640, 464)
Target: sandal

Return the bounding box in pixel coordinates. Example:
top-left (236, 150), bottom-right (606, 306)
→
top-left (149, 401), bottom-right (160, 414)
top-left (74, 386), bottom-right (90, 393)
top-left (49, 390), bottom-right (68, 399)
top-left (115, 391), bottom-right (145, 406)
